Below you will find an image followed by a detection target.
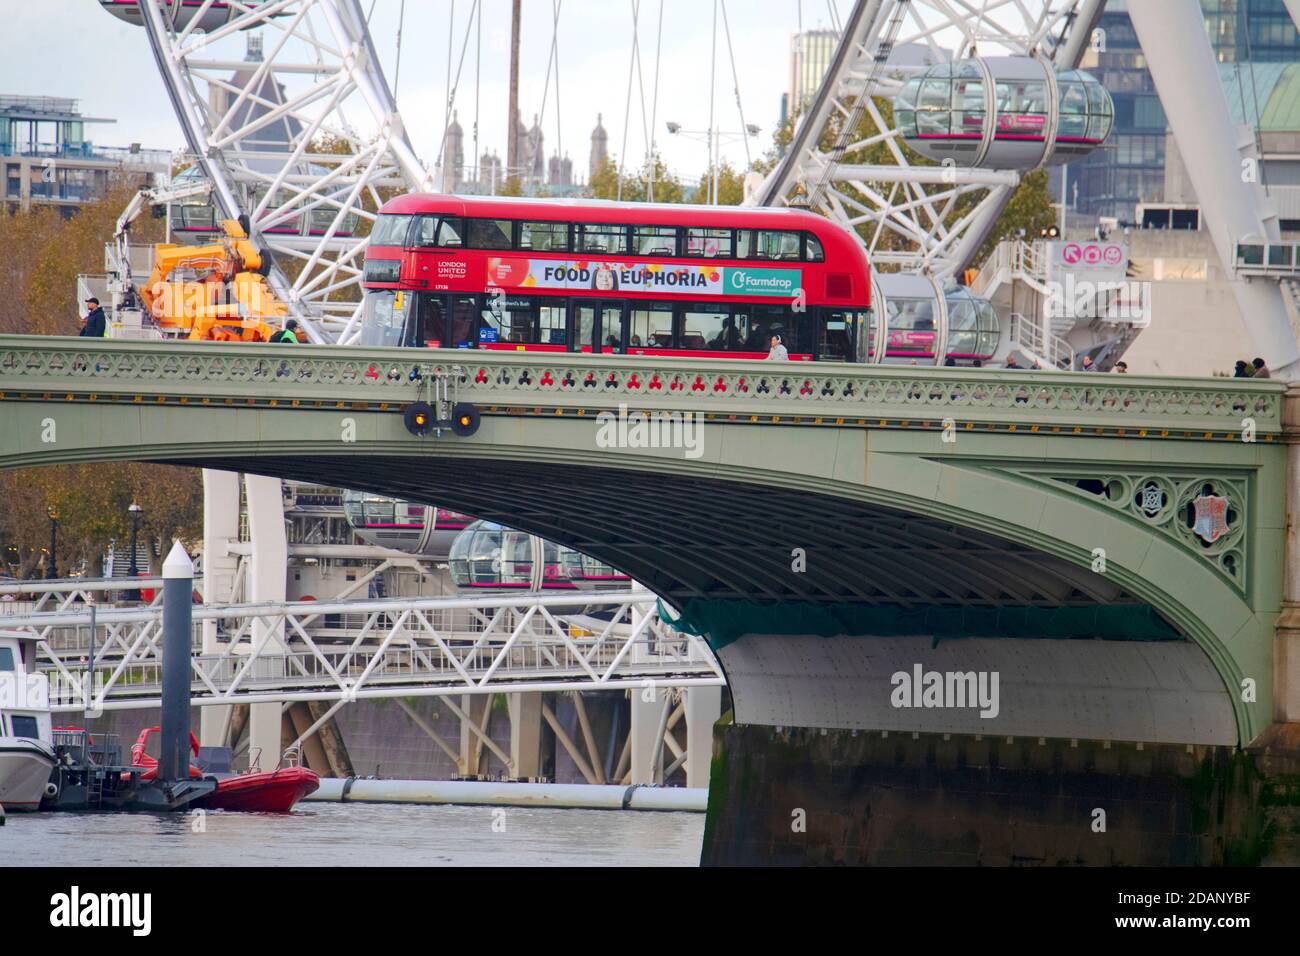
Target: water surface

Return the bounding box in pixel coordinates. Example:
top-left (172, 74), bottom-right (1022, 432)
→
top-left (2, 802), bottom-right (704, 867)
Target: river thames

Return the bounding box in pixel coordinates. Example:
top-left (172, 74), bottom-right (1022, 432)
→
top-left (2, 803), bottom-right (704, 867)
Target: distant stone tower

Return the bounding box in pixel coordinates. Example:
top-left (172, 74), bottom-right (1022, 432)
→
top-left (443, 110), bottom-right (464, 192)
top-left (561, 153), bottom-right (573, 186)
top-left (590, 113), bottom-right (608, 182)
top-left (527, 114), bottom-right (545, 183)
top-left (480, 150), bottom-right (502, 191)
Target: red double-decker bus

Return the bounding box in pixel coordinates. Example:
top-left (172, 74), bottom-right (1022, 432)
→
top-left (358, 194), bottom-right (872, 362)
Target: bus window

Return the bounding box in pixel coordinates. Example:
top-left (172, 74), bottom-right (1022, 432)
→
top-left (750, 303), bottom-right (795, 350)
top-left (480, 296), bottom-right (537, 344)
top-left (418, 295), bottom-right (448, 347)
top-left (629, 303), bottom-right (673, 348)
top-left (717, 307), bottom-right (753, 351)
top-left (519, 221), bottom-right (569, 251)
top-left (739, 229), bottom-right (802, 260)
top-left (679, 304), bottom-right (731, 350)
top-left (414, 215), bottom-right (439, 247)
top-left (450, 295), bottom-right (478, 348)
top-left (571, 301), bottom-right (625, 351)
top-left (818, 310), bottom-right (854, 361)
top-left (805, 233), bottom-right (824, 262)
top-left (467, 218), bottom-right (514, 249)
top-left (632, 225), bottom-right (677, 256)
top-left (359, 290), bottom-right (412, 347)
top-left (437, 217), bottom-right (464, 247)
top-left (370, 213), bottom-right (413, 246)
top-left (540, 301), bottom-right (568, 345)
top-left (574, 302), bottom-right (595, 351)
top-left (579, 224), bottom-right (628, 254)
top-left (684, 227), bottom-right (733, 258)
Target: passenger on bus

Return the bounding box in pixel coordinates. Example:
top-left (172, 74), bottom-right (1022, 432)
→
top-left (709, 316), bottom-right (740, 350)
top-left (630, 334), bottom-right (643, 347)
top-left (767, 333), bottom-right (788, 361)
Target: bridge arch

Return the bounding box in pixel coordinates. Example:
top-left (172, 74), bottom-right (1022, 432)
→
top-left (0, 339), bottom-right (1283, 745)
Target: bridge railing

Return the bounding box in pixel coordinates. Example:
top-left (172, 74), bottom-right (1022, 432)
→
top-left (0, 335), bottom-right (1284, 435)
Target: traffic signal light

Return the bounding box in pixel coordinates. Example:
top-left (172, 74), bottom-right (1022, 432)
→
top-left (403, 400), bottom-right (435, 436)
top-left (450, 402), bottom-right (481, 437)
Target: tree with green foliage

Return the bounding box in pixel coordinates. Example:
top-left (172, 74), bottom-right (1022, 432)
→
top-left (690, 162), bottom-right (747, 206)
top-left (588, 155), bottom-right (684, 203)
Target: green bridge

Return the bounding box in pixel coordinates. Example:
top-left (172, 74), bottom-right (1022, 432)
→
top-left (3, 335), bottom-right (1297, 864)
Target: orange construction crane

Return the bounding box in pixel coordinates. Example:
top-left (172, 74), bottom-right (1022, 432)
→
top-left (138, 218), bottom-right (287, 342)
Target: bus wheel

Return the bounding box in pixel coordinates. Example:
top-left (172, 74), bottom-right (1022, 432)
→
top-left (403, 400), bottom-right (436, 436)
top-left (450, 402), bottom-right (481, 437)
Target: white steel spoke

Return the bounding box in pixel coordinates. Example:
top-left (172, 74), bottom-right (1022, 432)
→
top-left (754, 0), bottom-right (1102, 277)
top-left (136, 0), bottom-right (434, 344)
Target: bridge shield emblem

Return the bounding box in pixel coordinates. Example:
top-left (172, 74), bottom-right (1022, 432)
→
top-left (1192, 493), bottom-right (1229, 544)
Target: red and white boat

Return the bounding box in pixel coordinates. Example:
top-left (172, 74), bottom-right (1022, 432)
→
top-left (131, 726), bottom-right (319, 812)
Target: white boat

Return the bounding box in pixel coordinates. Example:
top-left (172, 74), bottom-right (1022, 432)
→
top-left (0, 632), bottom-right (55, 812)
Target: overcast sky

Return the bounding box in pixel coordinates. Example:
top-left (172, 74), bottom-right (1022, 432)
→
top-left (2, 1), bottom-right (850, 185)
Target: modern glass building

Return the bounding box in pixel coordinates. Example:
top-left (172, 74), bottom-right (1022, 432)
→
top-left (1064, 0), bottom-right (1300, 222)
top-left (0, 96), bottom-right (168, 213)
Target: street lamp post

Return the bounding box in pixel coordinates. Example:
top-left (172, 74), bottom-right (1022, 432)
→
top-left (46, 507), bottom-right (58, 580)
top-left (666, 122), bottom-right (760, 205)
top-left (127, 502), bottom-right (143, 601)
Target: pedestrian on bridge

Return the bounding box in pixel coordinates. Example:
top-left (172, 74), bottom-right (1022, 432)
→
top-left (767, 333), bottom-right (788, 361)
top-left (1252, 357), bottom-right (1271, 378)
top-left (270, 319), bottom-right (301, 344)
top-left (79, 298), bottom-right (106, 338)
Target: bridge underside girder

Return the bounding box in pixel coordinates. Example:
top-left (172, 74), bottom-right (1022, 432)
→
top-left (174, 455), bottom-right (1143, 613)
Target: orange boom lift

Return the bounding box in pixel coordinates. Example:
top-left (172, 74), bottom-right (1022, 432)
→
top-left (138, 218), bottom-right (287, 342)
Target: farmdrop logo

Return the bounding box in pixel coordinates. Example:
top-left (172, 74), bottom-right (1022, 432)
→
top-left (724, 266), bottom-right (800, 297)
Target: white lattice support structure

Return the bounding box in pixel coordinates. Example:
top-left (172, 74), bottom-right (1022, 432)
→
top-left (135, 0), bottom-right (436, 344)
top-left (754, 0), bottom-right (1105, 278)
top-left (22, 591), bottom-right (724, 713)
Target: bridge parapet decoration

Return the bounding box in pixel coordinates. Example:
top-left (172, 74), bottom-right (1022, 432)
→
top-left (0, 336), bottom-right (1282, 439)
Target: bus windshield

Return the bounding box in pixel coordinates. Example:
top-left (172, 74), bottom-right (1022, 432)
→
top-left (360, 290), bottom-right (411, 347)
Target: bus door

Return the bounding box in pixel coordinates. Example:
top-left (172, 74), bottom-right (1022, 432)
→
top-left (570, 300), bottom-right (626, 353)
top-left (817, 309), bottom-right (856, 362)
top-left (449, 294), bottom-right (479, 348)
top-left (417, 293), bottom-right (479, 348)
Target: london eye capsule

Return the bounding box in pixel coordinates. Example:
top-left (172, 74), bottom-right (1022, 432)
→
top-left (447, 521), bottom-right (578, 592)
top-left (893, 58), bottom-right (1113, 169)
top-left (98, 0), bottom-right (255, 32)
top-left (341, 490), bottom-right (473, 558)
